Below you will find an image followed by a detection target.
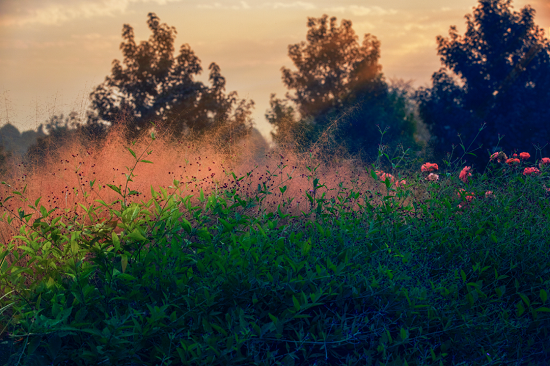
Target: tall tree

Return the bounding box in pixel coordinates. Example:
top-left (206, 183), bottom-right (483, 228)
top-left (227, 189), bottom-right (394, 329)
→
top-left (414, 0), bottom-right (550, 172)
top-left (267, 14), bottom-right (424, 164)
top-left (280, 14), bottom-right (382, 120)
top-left (87, 13), bottom-right (254, 144)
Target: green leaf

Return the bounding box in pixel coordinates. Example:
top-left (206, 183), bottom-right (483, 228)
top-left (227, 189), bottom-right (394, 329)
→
top-left (540, 289), bottom-right (548, 304)
top-left (255, 223), bottom-right (267, 238)
top-left (127, 148), bottom-right (136, 158)
top-left (460, 269), bottom-right (466, 283)
top-left (400, 327), bottom-right (408, 341)
top-left (181, 218), bottom-right (192, 234)
top-left (140, 160), bottom-right (153, 164)
top-left (519, 293), bottom-right (531, 307)
top-left (517, 301), bottom-right (525, 317)
top-left (71, 240), bottom-right (79, 255)
top-left (128, 229), bottom-right (146, 242)
top-left (112, 231), bottom-right (120, 251)
top-left (106, 184), bottom-right (122, 195)
top-left (292, 295), bottom-right (300, 311)
top-left (121, 254), bottom-right (128, 273)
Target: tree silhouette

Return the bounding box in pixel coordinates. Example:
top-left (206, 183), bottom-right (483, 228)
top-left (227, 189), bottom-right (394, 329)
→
top-left (267, 14), bottom-right (424, 164)
top-left (23, 113), bottom-right (84, 167)
top-left (0, 145), bottom-right (12, 178)
top-left (87, 12), bottom-right (254, 144)
top-left (280, 14), bottom-right (382, 120)
top-left (414, 0), bottom-right (550, 172)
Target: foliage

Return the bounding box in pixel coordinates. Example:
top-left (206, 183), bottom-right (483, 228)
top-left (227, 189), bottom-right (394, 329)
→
top-left (0, 145), bottom-right (12, 178)
top-left (267, 14), bottom-right (423, 165)
top-left (86, 12), bottom-right (254, 145)
top-left (22, 112), bottom-right (105, 170)
top-left (307, 77), bottom-right (425, 167)
top-left (0, 126), bottom-right (550, 365)
top-left (414, 0), bottom-right (550, 172)
top-left (0, 124), bottom-right (47, 159)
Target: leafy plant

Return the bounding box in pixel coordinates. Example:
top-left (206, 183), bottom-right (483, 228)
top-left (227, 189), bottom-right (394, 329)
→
top-left (0, 119), bottom-right (549, 366)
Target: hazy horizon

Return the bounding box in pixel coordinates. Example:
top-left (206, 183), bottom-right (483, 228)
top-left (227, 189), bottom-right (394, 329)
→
top-left (1, 0), bottom-right (549, 144)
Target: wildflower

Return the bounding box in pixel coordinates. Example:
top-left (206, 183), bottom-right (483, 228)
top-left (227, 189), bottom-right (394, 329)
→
top-left (490, 151), bottom-right (508, 163)
top-left (519, 152), bottom-right (530, 160)
top-left (457, 188), bottom-right (475, 202)
top-left (523, 167), bottom-right (541, 176)
top-left (485, 191), bottom-right (493, 198)
top-left (426, 173), bottom-right (439, 181)
top-left (539, 157), bottom-right (550, 169)
top-left (459, 166), bottom-right (472, 184)
top-left (376, 170), bottom-right (406, 187)
top-left (505, 158), bottom-right (520, 166)
top-left (421, 162), bottom-right (439, 173)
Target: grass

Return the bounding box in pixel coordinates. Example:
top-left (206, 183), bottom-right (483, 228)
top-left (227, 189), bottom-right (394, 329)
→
top-left (0, 120), bottom-right (549, 366)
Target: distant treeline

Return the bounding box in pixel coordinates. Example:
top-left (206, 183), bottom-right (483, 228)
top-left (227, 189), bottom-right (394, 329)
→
top-left (2, 0), bottom-right (550, 175)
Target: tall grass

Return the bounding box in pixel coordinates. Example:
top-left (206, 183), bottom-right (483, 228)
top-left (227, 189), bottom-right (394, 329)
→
top-left (0, 118), bottom-right (549, 366)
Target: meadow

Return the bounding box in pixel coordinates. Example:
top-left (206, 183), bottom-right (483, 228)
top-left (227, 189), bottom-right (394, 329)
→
top-left (0, 120), bottom-right (549, 365)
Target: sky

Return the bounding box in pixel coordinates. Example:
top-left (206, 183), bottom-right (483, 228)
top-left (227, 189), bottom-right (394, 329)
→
top-left (0, 0), bottom-right (549, 144)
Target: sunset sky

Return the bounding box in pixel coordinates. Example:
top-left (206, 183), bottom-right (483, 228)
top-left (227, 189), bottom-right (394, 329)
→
top-left (1, 0), bottom-right (549, 144)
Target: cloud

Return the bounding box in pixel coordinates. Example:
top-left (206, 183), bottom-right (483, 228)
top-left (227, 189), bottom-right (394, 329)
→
top-left (323, 5), bottom-right (397, 16)
top-left (196, 1), bottom-right (252, 10)
top-left (0, 0), bottom-right (184, 27)
top-left (196, 1), bottom-right (315, 11)
top-left (261, 2), bottom-right (316, 10)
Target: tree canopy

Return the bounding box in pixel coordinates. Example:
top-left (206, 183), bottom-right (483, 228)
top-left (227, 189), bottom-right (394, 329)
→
top-left (86, 12), bottom-right (255, 144)
top-left (414, 0), bottom-right (550, 172)
top-left (267, 14), bottom-right (424, 164)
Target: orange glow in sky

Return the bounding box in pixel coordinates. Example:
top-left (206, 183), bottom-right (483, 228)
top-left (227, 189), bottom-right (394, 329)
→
top-left (0, 0), bottom-right (549, 144)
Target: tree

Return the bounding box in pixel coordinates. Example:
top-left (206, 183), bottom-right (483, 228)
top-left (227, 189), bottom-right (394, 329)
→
top-left (319, 78), bottom-right (423, 165)
top-left (23, 112), bottom-right (83, 167)
top-left (267, 14), bottom-right (424, 164)
top-left (0, 145), bottom-right (12, 178)
top-left (414, 0), bottom-right (550, 172)
top-left (280, 14), bottom-right (382, 120)
top-left (87, 13), bottom-right (254, 144)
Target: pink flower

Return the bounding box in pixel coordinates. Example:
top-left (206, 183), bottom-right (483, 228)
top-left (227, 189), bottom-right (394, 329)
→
top-left (485, 191), bottom-right (493, 198)
top-left (506, 158), bottom-right (520, 166)
top-left (539, 157), bottom-right (550, 169)
top-left (523, 167), bottom-right (541, 176)
top-left (376, 170), bottom-right (406, 187)
top-left (426, 173), bottom-right (439, 181)
top-left (421, 163), bottom-right (439, 173)
top-left (519, 152), bottom-right (530, 160)
top-left (457, 188), bottom-right (475, 202)
top-left (459, 166), bottom-right (472, 183)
